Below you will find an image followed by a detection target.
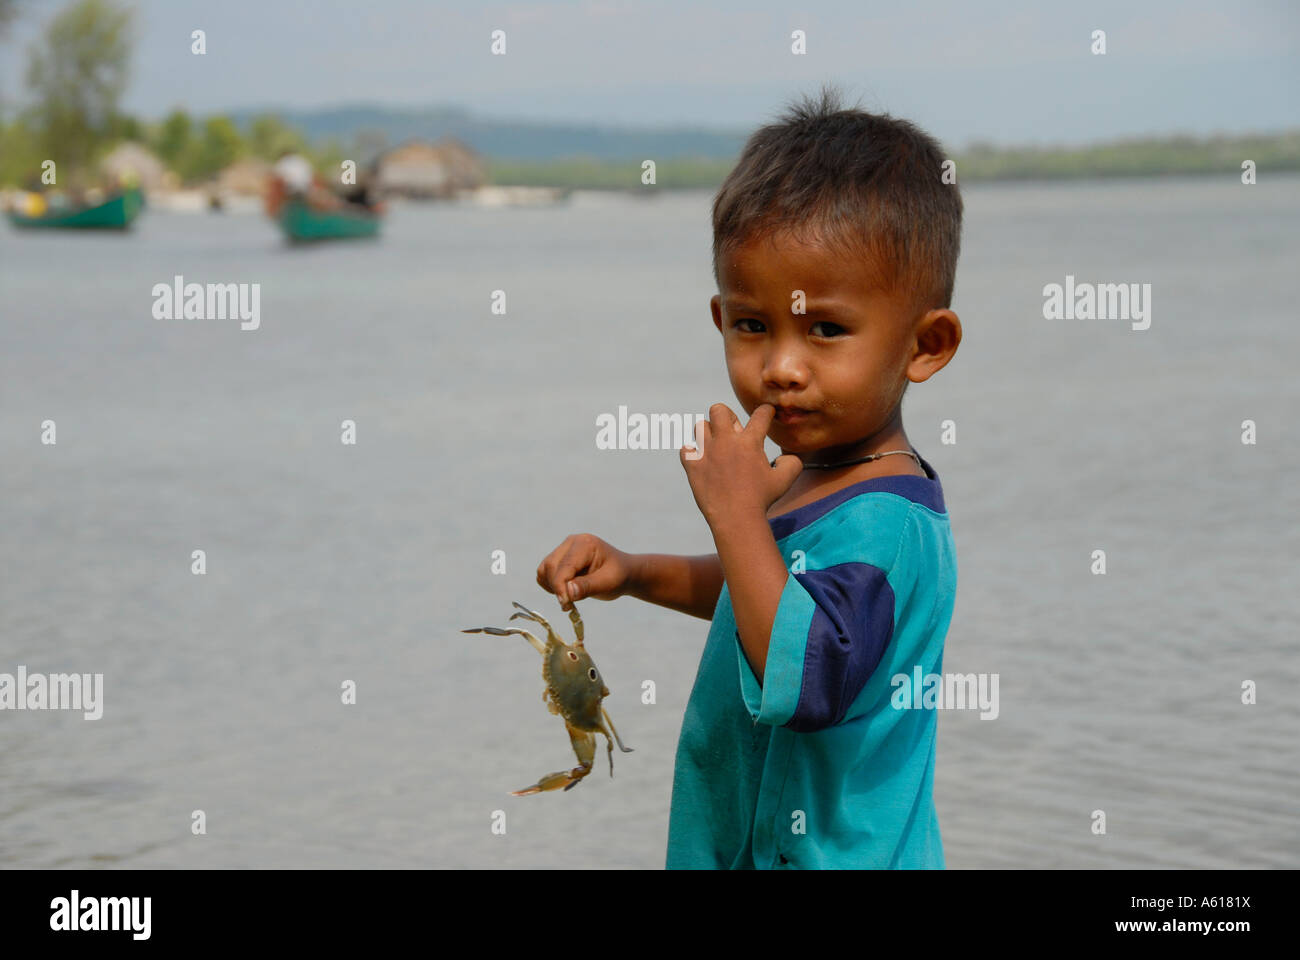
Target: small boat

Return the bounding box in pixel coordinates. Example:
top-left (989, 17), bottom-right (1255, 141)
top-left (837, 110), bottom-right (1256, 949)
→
top-left (276, 197), bottom-right (381, 243)
top-left (7, 188), bottom-right (144, 230)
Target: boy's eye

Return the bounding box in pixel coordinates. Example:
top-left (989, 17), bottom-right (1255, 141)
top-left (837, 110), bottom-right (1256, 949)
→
top-left (734, 318), bottom-right (845, 337)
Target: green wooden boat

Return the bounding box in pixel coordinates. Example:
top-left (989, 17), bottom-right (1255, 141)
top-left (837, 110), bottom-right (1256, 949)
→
top-left (7, 188), bottom-right (143, 229)
top-left (278, 198), bottom-right (381, 242)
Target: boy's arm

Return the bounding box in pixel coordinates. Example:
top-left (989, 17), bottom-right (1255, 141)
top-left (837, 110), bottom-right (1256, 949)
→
top-left (677, 401), bottom-right (919, 731)
top-left (627, 553), bottom-right (724, 621)
top-left (708, 512), bottom-right (788, 684)
top-left (539, 535), bottom-right (722, 617)
top-left (677, 403), bottom-right (804, 682)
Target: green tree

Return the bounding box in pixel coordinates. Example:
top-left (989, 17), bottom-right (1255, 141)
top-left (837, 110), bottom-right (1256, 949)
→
top-left (188, 114), bottom-right (244, 180)
top-left (108, 111), bottom-right (141, 142)
top-left (310, 138), bottom-right (345, 181)
top-left (0, 0), bottom-right (25, 127)
top-left (0, 116), bottom-right (43, 186)
top-left (24, 0), bottom-right (132, 176)
top-left (0, 0), bottom-right (23, 184)
top-left (153, 108), bottom-right (192, 170)
top-left (247, 112), bottom-right (305, 160)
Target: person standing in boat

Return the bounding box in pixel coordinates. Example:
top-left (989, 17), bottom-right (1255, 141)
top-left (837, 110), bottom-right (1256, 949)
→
top-left (274, 151), bottom-right (313, 196)
top-left (266, 150), bottom-right (318, 217)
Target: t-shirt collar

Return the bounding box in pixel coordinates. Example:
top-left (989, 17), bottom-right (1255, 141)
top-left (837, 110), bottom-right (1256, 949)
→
top-left (767, 448), bottom-right (946, 540)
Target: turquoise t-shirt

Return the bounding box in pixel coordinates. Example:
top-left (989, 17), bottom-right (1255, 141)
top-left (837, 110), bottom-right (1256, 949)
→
top-left (666, 450), bottom-right (956, 869)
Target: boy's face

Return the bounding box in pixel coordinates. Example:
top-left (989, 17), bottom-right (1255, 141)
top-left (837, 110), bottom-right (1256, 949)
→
top-left (711, 231), bottom-right (927, 460)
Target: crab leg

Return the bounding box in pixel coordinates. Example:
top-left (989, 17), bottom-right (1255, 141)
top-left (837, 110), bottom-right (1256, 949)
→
top-left (602, 707), bottom-right (633, 754)
top-left (461, 625), bottom-right (545, 656)
top-left (510, 723), bottom-right (596, 796)
top-left (508, 602), bottom-right (568, 648)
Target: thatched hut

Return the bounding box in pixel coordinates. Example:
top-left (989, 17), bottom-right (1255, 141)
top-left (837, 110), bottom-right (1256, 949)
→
top-left (216, 158), bottom-right (273, 196)
top-left (372, 138), bottom-right (487, 199)
top-left (100, 142), bottom-right (167, 192)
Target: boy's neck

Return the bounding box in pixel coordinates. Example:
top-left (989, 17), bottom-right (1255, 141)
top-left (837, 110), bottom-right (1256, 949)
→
top-left (787, 416), bottom-right (919, 475)
top-left (766, 419), bottom-right (924, 519)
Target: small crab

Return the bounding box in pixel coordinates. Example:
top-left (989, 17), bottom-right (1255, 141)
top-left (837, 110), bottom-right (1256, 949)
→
top-left (462, 600), bottom-right (632, 795)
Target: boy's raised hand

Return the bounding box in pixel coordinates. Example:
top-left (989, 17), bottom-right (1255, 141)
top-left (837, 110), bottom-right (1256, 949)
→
top-left (536, 533), bottom-right (639, 611)
top-left (681, 402), bottom-right (802, 527)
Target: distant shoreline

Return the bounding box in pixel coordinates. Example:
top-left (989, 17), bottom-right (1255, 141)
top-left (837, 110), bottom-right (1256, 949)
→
top-left (486, 165), bottom-right (1299, 191)
top-left (5, 118), bottom-right (1294, 192)
top-left (487, 131), bottom-right (1300, 189)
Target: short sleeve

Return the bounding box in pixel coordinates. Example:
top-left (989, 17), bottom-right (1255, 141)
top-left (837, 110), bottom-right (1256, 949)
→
top-left (736, 564), bottom-right (896, 731)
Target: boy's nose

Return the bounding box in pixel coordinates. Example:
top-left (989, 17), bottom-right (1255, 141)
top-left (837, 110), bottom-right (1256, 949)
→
top-left (761, 350), bottom-right (809, 388)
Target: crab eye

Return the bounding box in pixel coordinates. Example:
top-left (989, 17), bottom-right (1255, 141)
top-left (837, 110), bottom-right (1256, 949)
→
top-left (567, 651), bottom-right (579, 662)
top-left (588, 668), bottom-right (598, 681)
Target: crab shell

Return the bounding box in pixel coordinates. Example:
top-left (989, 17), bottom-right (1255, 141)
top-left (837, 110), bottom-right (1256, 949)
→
top-left (543, 640), bottom-right (610, 732)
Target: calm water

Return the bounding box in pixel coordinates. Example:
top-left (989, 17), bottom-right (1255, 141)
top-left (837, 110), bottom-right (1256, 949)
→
top-left (1, 178), bottom-right (1297, 869)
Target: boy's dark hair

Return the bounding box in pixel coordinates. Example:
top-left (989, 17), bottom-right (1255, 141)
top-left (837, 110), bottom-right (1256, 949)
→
top-left (712, 85), bottom-right (963, 317)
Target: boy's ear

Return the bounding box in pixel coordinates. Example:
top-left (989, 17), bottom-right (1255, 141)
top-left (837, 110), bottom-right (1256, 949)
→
top-left (907, 308), bottom-right (961, 383)
top-left (711, 295), bottom-right (723, 333)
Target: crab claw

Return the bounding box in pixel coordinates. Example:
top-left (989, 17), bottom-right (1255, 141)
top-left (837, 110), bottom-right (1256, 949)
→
top-left (509, 723), bottom-right (598, 796)
top-left (510, 764), bottom-right (592, 796)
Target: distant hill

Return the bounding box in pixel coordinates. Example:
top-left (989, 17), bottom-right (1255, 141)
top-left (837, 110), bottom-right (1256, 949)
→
top-left (223, 105), bottom-right (1300, 187)
top-left (227, 103), bottom-right (751, 161)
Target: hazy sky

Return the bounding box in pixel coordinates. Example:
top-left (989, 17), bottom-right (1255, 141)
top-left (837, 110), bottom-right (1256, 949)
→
top-left (2, 0), bottom-right (1297, 147)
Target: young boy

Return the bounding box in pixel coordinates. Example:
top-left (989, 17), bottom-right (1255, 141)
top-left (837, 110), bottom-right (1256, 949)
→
top-left (536, 88), bottom-right (962, 868)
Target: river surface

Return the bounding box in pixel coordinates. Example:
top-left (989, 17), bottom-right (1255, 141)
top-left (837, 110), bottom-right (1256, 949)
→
top-left (1, 177), bottom-right (1296, 868)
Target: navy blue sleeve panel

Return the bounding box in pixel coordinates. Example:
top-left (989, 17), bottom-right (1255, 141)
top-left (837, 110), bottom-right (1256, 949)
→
top-left (785, 562), bottom-right (896, 732)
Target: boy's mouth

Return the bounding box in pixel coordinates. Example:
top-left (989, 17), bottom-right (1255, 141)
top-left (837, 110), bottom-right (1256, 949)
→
top-left (773, 406), bottom-right (813, 424)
